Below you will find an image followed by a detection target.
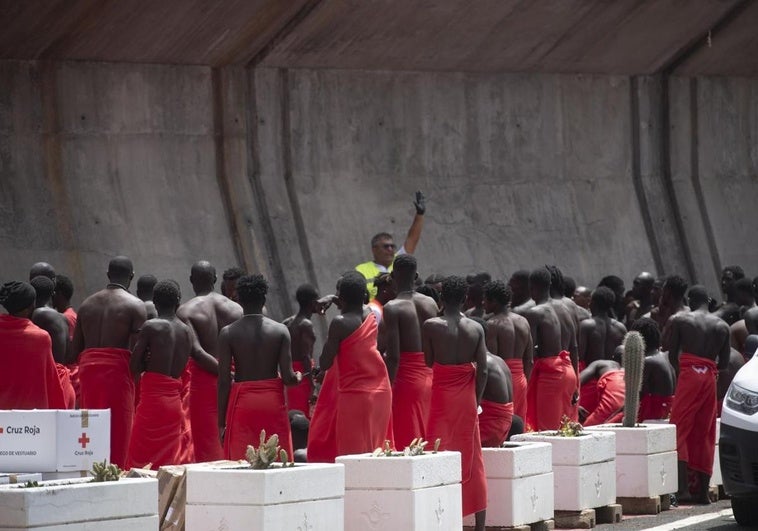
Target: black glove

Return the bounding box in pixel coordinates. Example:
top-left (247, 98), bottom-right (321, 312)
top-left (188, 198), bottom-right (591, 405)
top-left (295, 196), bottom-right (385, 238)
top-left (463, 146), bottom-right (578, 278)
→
top-left (413, 190), bottom-right (426, 215)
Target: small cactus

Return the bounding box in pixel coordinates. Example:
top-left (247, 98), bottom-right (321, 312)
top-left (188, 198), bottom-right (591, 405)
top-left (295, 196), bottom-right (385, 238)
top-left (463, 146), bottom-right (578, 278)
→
top-left (91, 460), bottom-right (122, 482)
top-left (622, 331), bottom-right (646, 427)
top-left (373, 437), bottom-right (441, 457)
top-left (245, 430), bottom-right (287, 469)
top-left (557, 415), bottom-right (583, 437)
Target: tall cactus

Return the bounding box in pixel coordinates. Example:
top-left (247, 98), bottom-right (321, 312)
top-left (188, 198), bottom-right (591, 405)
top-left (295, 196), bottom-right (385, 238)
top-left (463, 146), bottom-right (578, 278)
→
top-left (622, 331), bottom-right (646, 427)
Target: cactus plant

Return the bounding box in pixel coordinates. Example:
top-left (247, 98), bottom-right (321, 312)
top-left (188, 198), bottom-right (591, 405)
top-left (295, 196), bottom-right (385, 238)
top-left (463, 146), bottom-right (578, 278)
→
top-left (245, 430), bottom-right (294, 469)
top-left (622, 330), bottom-right (646, 427)
top-left (91, 460), bottom-right (122, 482)
top-left (557, 415), bottom-right (583, 437)
top-left (372, 437), bottom-right (442, 457)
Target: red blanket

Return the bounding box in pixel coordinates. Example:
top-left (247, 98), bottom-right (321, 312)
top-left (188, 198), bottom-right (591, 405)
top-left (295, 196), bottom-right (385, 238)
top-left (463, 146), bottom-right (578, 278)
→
top-left (63, 307), bottom-right (77, 340)
top-left (526, 352), bottom-right (578, 431)
top-left (638, 394), bottom-right (673, 422)
top-left (426, 363), bottom-right (487, 516)
top-left (505, 358), bottom-right (528, 421)
top-left (335, 314), bottom-right (393, 457)
top-left (224, 378), bottom-right (293, 461)
top-left (584, 370), bottom-right (625, 426)
top-left (287, 360), bottom-right (313, 418)
top-left (188, 359), bottom-right (223, 462)
top-left (127, 372), bottom-right (186, 468)
top-left (579, 378), bottom-right (600, 412)
top-left (479, 400), bottom-right (514, 447)
top-left (670, 354), bottom-right (718, 475)
top-left (0, 316), bottom-right (66, 409)
top-left (55, 363), bottom-right (76, 409)
top-left (307, 366), bottom-right (339, 463)
top-left (78, 347), bottom-right (135, 468)
top-left (179, 363), bottom-right (194, 463)
top-left (392, 351), bottom-right (432, 449)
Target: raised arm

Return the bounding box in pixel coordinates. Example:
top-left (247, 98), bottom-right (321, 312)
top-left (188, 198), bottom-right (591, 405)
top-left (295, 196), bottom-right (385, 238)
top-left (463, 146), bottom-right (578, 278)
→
top-left (217, 327), bottom-right (233, 440)
top-left (383, 305), bottom-right (401, 382)
top-left (402, 191), bottom-right (426, 255)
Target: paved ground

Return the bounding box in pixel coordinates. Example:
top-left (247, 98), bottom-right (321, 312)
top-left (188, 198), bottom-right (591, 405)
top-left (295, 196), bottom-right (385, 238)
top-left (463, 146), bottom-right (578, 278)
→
top-left (589, 499), bottom-right (738, 531)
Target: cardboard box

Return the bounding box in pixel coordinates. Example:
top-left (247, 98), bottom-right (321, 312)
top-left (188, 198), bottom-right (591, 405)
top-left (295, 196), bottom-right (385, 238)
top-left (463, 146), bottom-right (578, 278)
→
top-left (0, 410), bottom-right (110, 472)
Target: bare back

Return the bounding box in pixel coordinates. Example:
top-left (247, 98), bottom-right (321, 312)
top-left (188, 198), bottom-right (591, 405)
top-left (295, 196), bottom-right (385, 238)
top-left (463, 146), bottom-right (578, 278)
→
top-left (579, 316), bottom-right (627, 365)
top-left (523, 302), bottom-right (562, 359)
top-left (223, 316), bottom-right (291, 382)
top-left (483, 354), bottom-right (513, 404)
top-left (131, 317), bottom-right (192, 378)
top-left (178, 292), bottom-right (242, 359)
top-left (744, 306), bottom-right (758, 336)
top-left (641, 352), bottom-right (676, 396)
top-left (486, 310), bottom-right (532, 364)
top-left (663, 309), bottom-right (731, 372)
top-left (74, 288), bottom-right (147, 358)
top-left (548, 299), bottom-right (577, 354)
top-left (422, 314), bottom-right (486, 366)
top-left (283, 315), bottom-right (316, 365)
top-left (32, 307), bottom-right (70, 363)
top-left (384, 292), bottom-right (438, 353)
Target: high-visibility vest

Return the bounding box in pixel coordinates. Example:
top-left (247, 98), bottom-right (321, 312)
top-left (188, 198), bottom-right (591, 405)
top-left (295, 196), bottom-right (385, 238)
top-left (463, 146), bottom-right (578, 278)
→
top-left (355, 260), bottom-right (393, 301)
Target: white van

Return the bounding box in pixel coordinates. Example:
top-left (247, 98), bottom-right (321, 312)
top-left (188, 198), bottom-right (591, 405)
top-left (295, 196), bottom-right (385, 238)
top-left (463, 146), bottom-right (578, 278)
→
top-left (720, 343), bottom-right (758, 526)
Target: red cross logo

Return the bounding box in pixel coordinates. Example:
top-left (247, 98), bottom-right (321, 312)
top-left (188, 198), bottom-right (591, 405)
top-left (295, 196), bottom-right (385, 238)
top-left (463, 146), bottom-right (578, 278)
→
top-left (78, 432), bottom-right (90, 449)
top-left (0, 427), bottom-right (4, 434)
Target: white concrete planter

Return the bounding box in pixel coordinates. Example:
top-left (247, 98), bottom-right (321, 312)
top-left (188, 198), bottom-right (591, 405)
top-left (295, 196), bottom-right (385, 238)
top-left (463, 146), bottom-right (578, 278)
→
top-left (0, 477), bottom-right (158, 529)
top-left (513, 431), bottom-right (616, 511)
top-left (185, 463), bottom-right (345, 531)
top-left (463, 442), bottom-right (554, 528)
top-left (712, 419), bottom-right (721, 487)
top-left (336, 451), bottom-right (462, 531)
top-left (586, 424), bottom-right (678, 498)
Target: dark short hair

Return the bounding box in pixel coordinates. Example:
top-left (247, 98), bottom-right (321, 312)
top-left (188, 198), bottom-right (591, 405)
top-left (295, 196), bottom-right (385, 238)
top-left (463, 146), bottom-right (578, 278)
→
top-left (223, 267), bottom-right (246, 281)
top-left (374, 273), bottom-right (393, 289)
top-left (393, 254), bottom-right (417, 274)
top-left (30, 276), bottom-right (55, 302)
top-left (591, 286), bottom-right (616, 312)
top-left (631, 317), bottom-right (660, 351)
top-left (55, 274), bottom-right (74, 300)
top-left (484, 280), bottom-right (511, 307)
top-left (663, 275), bottom-right (688, 300)
top-left (371, 232), bottom-right (393, 247)
top-left (529, 268), bottom-right (551, 289)
top-left (687, 285), bottom-right (709, 308)
top-left (510, 270), bottom-right (529, 284)
top-left (295, 284), bottom-right (319, 307)
top-left (415, 284), bottom-right (439, 304)
top-left (441, 275), bottom-right (468, 305)
top-left (137, 274), bottom-right (157, 292)
top-left (108, 256), bottom-right (133, 278)
top-left (723, 265), bottom-right (745, 280)
top-left (563, 276), bottom-right (577, 298)
top-left (598, 275), bottom-right (624, 295)
top-left (0, 281), bottom-right (36, 314)
top-left (153, 280), bottom-right (181, 309)
top-left (735, 277), bottom-right (754, 296)
top-left (339, 271), bottom-right (368, 305)
top-left (237, 274), bottom-right (268, 305)
top-left (424, 273), bottom-right (445, 285)
top-left (546, 265), bottom-right (564, 294)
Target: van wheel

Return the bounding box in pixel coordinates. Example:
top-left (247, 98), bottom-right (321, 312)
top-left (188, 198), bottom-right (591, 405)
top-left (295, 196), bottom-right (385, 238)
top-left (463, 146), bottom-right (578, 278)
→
top-left (732, 496), bottom-right (758, 526)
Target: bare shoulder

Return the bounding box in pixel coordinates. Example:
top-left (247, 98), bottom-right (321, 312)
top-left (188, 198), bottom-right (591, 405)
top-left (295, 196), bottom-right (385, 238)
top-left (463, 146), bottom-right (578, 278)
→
top-left (422, 316), bottom-right (445, 330)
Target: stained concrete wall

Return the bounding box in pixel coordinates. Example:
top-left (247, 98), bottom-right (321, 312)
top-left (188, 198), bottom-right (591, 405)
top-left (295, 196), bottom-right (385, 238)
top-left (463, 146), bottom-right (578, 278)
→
top-left (2, 59), bottom-right (757, 316)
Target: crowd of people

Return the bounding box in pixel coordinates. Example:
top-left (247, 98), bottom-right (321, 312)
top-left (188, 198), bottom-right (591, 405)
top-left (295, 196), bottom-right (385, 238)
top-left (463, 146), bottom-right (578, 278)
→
top-left (1, 195), bottom-right (754, 530)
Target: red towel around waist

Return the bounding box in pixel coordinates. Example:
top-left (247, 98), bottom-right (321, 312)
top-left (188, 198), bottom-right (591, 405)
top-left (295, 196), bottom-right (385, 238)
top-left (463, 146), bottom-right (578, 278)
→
top-left (638, 394), bottom-right (673, 422)
top-left (584, 370), bottom-right (625, 426)
top-left (127, 372), bottom-right (186, 469)
top-left (307, 366), bottom-right (339, 463)
top-left (224, 378), bottom-right (293, 461)
top-left (526, 351), bottom-right (577, 432)
top-left (392, 351), bottom-right (432, 449)
top-left (55, 363), bottom-right (76, 409)
top-left (479, 399), bottom-right (514, 447)
top-left (505, 358), bottom-right (528, 421)
top-left (188, 358), bottom-right (223, 462)
top-left (78, 347), bottom-right (135, 468)
top-left (287, 360), bottom-right (313, 418)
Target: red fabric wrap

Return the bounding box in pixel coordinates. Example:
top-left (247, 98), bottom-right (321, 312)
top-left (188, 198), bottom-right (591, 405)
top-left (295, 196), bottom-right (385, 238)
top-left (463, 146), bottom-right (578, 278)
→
top-left (479, 400), bottom-right (514, 447)
top-left (188, 358), bottom-right (223, 462)
top-left (179, 363), bottom-right (194, 463)
top-left (427, 363), bottom-right (487, 516)
top-left (0, 316), bottom-right (66, 410)
top-left (307, 366), bottom-right (339, 463)
top-left (580, 378), bottom-right (600, 412)
top-left (63, 307), bottom-right (77, 341)
top-left (127, 372), bottom-right (186, 468)
top-left (287, 360), bottom-right (313, 419)
top-left (224, 378), bottom-right (293, 461)
top-left (578, 360), bottom-right (587, 374)
top-left (638, 394), bottom-right (673, 422)
top-left (670, 354), bottom-right (718, 475)
top-left (335, 314), bottom-right (393, 457)
top-left (584, 370), bottom-right (625, 426)
top-left (505, 359), bottom-right (528, 421)
top-left (526, 351), bottom-right (578, 432)
top-left (78, 347), bottom-right (135, 468)
top-left (55, 363), bottom-right (76, 409)
top-left (392, 351), bottom-right (432, 449)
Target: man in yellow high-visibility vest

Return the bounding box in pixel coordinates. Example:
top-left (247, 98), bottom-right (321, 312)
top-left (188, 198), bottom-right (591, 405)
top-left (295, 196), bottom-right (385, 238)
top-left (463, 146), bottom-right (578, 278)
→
top-left (356, 191), bottom-right (426, 300)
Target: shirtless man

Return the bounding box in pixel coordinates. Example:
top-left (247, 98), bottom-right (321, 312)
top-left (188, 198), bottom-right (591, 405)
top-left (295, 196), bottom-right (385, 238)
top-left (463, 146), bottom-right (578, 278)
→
top-left (598, 275), bottom-right (626, 321)
top-left (573, 286), bottom-right (592, 310)
top-left (522, 268), bottom-right (577, 430)
top-left (483, 280), bottom-right (532, 421)
top-left (29, 262), bottom-right (56, 282)
top-left (127, 280), bottom-right (217, 468)
top-left (545, 266), bottom-right (579, 371)
top-left (383, 254), bottom-right (438, 448)
top-left (282, 284), bottom-right (319, 417)
top-left (218, 275), bottom-right (300, 459)
top-left (221, 267), bottom-right (246, 303)
top-left (629, 318), bottom-right (676, 421)
top-left (509, 270), bottom-right (533, 311)
top-left (717, 348), bottom-right (746, 415)
top-left (578, 358), bottom-right (624, 426)
top-left (464, 272), bottom-right (491, 318)
top-left (71, 256), bottom-right (147, 467)
top-left (663, 285), bottom-right (730, 504)
top-left (423, 275), bottom-right (488, 530)
top-left (714, 265), bottom-right (745, 326)
top-left (136, 274), bottom-right (158, 319)
top-left (30, 276), bottom-right (70, 364)
top-left (177, 260), bottom-right (242, 461)
top-left (625, 272), bottom-right (655, 326)
top-left (578, 287), bottom-right (627, 367)
top-left (53, 274), bottom-right (77, 340)
top-left (657, 275), bottom-right (689, 331)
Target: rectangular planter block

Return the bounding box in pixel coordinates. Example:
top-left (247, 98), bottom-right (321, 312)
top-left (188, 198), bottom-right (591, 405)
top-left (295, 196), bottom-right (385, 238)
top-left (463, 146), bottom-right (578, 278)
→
top-left (186, 463), bottom-right (344, 505)
top-left (344, 483), bottom-right (462, 531)
top-left (336, 451), bottom-right (461, 489)
top-left (554, 460), bottom-right (616, 511)
top-left (0, 478), bottom-right (158, 527)
top-left (512, 432), bottom-right (615, 466)
top-left (187, 497), bottom-right (343, 531)
top-left (0, 473), bottom-right (42, 485)
top-left (586, 424), bottom-right (676, 455)
top-left (616, 452), bottom-right (678, 498)
top-left (0, 515), bottom-right (160, 530)
top-left (481, 443), bottom-right (553, 479)
top-left (463, 472), bottom-right (554, 528)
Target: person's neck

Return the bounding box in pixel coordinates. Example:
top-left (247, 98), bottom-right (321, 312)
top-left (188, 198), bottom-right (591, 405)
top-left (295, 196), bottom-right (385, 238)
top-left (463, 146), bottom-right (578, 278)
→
top-left (645, 348), bottom-right (661, 357)
top-left (341, 302), bottom-right (364, 315)
top-left (242, 304), bottom-right (264, 315)
top-left (107, 281), bottom-right (129, 291)
top-left (443, 304), bottom-right (462, 317)
top-left (549, 291), bottom-right (562, 300)
top-left (533, 293), bottom-right (550, 304)
top-left (193, 286), bottom-right (214, 296)
top-left (493, 305), bottom-right (507, 316)
top-left (297, 308), bottom-right (312, 319)
top-left (55, 303), bottom-right (71, 313)
top-left (396, 281), bottom-right (414, 293)
top-left (693, 304), bottom-right (709, 313)
top-left (156, 308), bottom-right (176, 320)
